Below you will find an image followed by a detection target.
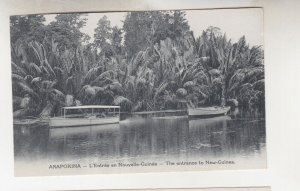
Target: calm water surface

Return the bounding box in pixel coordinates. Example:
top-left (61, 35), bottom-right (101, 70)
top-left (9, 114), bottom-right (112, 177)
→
top-left (14, 108), bottom-right (266, 164)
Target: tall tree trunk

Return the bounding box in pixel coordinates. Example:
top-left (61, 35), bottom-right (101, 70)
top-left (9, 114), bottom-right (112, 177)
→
top-left (221, 80), bottom-right (226, 107)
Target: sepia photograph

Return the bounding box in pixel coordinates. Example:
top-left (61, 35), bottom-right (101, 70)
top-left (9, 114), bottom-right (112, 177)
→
top-left (11, 8), bottom-right (265, 176)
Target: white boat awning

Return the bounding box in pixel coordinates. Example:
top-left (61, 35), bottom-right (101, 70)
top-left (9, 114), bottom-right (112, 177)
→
top-left (62, 105), bottom-right (120, 110)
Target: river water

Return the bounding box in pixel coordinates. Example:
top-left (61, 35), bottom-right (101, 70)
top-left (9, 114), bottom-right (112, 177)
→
top-left (13, 108), bottom-right (266, 175)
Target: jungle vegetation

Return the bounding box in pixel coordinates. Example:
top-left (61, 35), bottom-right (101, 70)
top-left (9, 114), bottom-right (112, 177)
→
top-left (10, 11), bottom-right (264, 118)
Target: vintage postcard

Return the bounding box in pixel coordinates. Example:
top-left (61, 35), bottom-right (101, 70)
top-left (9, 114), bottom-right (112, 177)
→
top-left (11, 8), bottom-right (265, 176)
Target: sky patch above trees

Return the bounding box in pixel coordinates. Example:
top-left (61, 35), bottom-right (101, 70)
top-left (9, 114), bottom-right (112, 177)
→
top-left (44, 9), bottom-right (263, 46)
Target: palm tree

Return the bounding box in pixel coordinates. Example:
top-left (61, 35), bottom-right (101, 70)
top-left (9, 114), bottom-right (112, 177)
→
top-left (11, 40), bottom-right (66, 118)
top-left (191, 28), bottom-right (264, 109)
top-left (79, 57), bottom-right (132, 111)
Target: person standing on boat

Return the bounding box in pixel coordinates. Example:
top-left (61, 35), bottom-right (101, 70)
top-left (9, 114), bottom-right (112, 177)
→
top-left (221, 97), bottom-right (226, 108)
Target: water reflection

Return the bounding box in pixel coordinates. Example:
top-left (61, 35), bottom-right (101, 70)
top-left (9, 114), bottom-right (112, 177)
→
top-left (189, 116), bottom-right (231, 157)
top-left (14, 109), bottom-right (266, 163)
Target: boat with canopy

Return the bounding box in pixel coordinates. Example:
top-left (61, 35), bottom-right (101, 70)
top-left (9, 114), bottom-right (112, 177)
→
top-left (49, 105), bottom-right (120, 127)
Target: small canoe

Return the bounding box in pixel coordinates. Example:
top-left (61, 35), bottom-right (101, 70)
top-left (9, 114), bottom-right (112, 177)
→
top-left (13, 118), bottom-right (48, 126)
top-left (188, 106), bottom-right (231, 118)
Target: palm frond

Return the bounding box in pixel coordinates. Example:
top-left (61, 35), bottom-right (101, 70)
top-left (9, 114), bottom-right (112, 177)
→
top-left (93, 70), bottom-right (116, 83)
top-left (17, 82), bottom-right (37, 97)
top-left (11, 61), bottom-right (26, 76)
top-left (29, 62), bottom-right (42, 76)
top-left (83, 66), bottom-right (102, 84)
top-left (153, 81), bottom-right (169, 100)
top-left (113, 95), bottom-right (131, 105)
top-left (40, 80), bottom-right (57, 91)
top-left (109, 82), bottom-right (124, 95)
top-left (183, 81), bottom-right (194, 89)
top-left (12, 73), bottom-right (25, 82)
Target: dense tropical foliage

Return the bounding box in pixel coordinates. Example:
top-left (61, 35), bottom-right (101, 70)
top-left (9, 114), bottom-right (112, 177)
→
top-left (11, 11), bottom-right (264, 118)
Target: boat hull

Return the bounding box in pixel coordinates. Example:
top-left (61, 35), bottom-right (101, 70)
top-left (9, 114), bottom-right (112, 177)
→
top-left (49, 123), bottom-right (120, 138)
top-left (49, 117), bottom-right (119, 127)
top-left (188, 106), bottom-right (231, 118)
